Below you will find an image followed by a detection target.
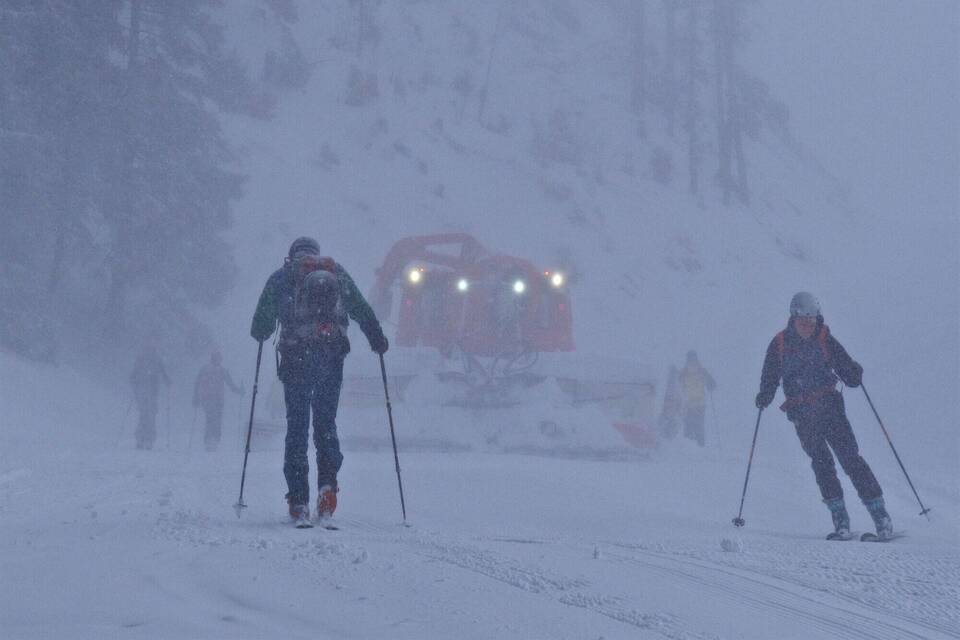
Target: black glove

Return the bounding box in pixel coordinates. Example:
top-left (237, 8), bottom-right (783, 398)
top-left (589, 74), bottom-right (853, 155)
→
top-left (846, 365), bottom-right (863, 388)
top-left (755, 390), bottom-right (775, 409)
top-left (366, 324), bottom-right (389, 354)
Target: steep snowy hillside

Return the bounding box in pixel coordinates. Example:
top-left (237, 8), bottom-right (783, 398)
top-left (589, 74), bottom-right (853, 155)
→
top-left (221, 1), bottom-right (859, 361)
top-left (212, 2), bottom-right (956, 475)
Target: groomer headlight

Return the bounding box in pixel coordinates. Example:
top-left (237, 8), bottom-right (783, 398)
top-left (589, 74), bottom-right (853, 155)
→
top-left (408, 269), bottom-right (423, 284)
top-left (513, 280), bottom-right (526, 295)
top-left (550, 272), bottom-right (564, 288)
top-left (457, 278), bottom-right (469, 292)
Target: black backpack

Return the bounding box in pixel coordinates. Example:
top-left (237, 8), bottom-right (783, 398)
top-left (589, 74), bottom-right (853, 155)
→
top-left (276, 267), bottom-right (349, 381)
top-left (282, 268), bottom-right (347, 345)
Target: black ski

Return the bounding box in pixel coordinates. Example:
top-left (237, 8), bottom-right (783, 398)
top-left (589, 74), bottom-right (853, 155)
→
top-left (860, 531), bottom-right (904, 542)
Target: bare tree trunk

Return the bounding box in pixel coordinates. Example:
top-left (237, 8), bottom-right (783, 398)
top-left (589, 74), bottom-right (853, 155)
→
top-left (47, 152), bottom-right (73, 293)
top-left (664, 0), bottom-right (678, 137)
top-left (713, 0), bottom-right (732, 204)
top-left (686, 0), bottom-right (700, 195)
top-left (356, 0), bottom-right (365, 55)
top-left (712, 0), bottom-right (749, 205)
top-left (723, 30), bottom-right (748, 204)
top-left (108, 0), bottom-right (143, 316)
top-left (731, 81), bottom-right (749, 203)
top-left (631, 0), bottom-right (647, 115)
top-left (355, 0), bottom-right (378, 56)
top-left (478, 4), bottom-right (504, 127)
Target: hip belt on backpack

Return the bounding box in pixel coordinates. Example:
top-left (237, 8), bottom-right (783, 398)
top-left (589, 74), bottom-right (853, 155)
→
top-left (780, 384), bottom-right (838, 411)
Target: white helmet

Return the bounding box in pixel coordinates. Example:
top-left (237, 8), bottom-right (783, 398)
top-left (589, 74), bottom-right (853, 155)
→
top-left (790, 291), bottom-right (821, 317)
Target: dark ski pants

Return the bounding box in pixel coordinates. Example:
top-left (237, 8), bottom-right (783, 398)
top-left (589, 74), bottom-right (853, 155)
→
top-left (790, 392), bottom-right (882, 503)
top-left (683, 405), bottom-right (706, 447)
top-left (134, 392), bottom-right (159, 449)
top-left (282, 355), bottom-right (345, 505)
top-left (202, 402), bottom-right (224, 450)
top-left (658, 415), bottom-right (679, 440)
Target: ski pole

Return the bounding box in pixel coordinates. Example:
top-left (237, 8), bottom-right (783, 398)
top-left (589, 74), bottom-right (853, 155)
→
top-left (379, 353), bottom-right (408, 524)
top-left (188, 407), bottom-right (198, 450)
top-left (115, 395), bottom-right (134, 449)
top-left (165, 386), bottom-right (172, 451)
top-left (709, 391), bottom-right (719, 446)
top-left (234, 342), bottom-right (264, 518)
top-left (861, 383), bottom-right (931, 519)
top-left (732, 408), bottom-right (763, 527)
top-left (236, 380), bottom-right (245, 452)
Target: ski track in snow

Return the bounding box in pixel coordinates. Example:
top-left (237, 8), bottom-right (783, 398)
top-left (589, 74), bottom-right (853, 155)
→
top-left (341, 513), bottom-right (959, 640)
top-left (3, 450), bottom-right (958, 639)
top-left (154, 509), bottom-right (370, 566)
top-left (337, 515), bottom-right (720, 640)
top-left (420, 540), bottom-right (716, 639)
top-left (338, 513), bottom-right (960, 640)
top-left (603, 541), bottom-right (958, 640)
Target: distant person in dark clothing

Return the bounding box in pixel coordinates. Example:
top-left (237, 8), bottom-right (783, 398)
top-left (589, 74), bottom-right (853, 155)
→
top-left (657, 365), bottom-right (682, 440)
top-left (130, 344), bottom-right (171, 450)
top-left (678, 351), bottom-right (716, 447)
top-left (755, 291), bottom-right (892, 540)
top-left (193, 350), bottom-right (243, 451)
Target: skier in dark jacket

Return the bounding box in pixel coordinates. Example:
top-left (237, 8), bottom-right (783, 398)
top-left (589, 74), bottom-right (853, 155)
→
top-left (193, 350), bottom-right (243, 451)
top-left (755, 292), bottom-right (892, 540)
top-left (250, 237), bottom-right (389, 525)
top-left (130, 344), bottom-right (171, 450)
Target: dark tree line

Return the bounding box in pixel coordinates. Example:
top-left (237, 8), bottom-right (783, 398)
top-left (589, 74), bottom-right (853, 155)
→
top-left (0, 0), bottom-right (306, 361)
top-left (630, 0), bottom-right (785, 204)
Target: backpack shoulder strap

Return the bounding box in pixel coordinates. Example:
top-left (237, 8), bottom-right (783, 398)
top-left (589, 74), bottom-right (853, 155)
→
top-left (775, 331), bottom-right (785, 362)
top-left (816, 326), bottom-right (831, 363)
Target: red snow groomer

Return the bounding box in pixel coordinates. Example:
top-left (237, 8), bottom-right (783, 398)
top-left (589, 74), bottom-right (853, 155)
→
top-left (369, 233), bottom-right (573, 406)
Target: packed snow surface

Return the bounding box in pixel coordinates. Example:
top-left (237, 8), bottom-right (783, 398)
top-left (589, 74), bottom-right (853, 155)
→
top-left (2, 354), bottom-right (958, 640)
top-left (3, 2), bottom-right (957, 639)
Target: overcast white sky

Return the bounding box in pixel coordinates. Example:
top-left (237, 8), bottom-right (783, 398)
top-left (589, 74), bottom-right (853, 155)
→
top-left (749, 1), bottom-right (959, 228)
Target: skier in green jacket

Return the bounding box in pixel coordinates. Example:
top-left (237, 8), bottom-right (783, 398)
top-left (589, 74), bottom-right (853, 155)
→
top-left (251, 237), bottom-right (388, 525)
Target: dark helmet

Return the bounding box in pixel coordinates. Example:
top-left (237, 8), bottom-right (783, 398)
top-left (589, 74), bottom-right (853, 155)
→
top-left (790, 291), bottom-right (821, 318)
top-left (288, 236), bottom-right (320, 260)
top-left (210, 350), bottom-right (222, 365)
top-left (686, 350), bottom-right (698, 363)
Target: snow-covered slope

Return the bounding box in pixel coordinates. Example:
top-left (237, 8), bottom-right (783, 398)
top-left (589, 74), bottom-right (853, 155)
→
top-left (211, 2), bottom-right (955, 473)
top-left (1, 353), bottom-right (958, 639)
top-left (3, 2), bottom-right (957, 639)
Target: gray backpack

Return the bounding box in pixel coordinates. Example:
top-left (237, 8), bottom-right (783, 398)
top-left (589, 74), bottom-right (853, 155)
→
top-left (281, 269), bottom-right (347, 347)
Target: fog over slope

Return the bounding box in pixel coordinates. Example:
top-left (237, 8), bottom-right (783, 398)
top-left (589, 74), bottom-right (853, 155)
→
top-left (2, 3), bottom-right (958, 638)
top-left (204, 1), bottom-right (958, 475)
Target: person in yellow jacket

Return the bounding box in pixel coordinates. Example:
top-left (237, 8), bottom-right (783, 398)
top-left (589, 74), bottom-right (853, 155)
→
top-left (678, 350), bottom-right (716, 446)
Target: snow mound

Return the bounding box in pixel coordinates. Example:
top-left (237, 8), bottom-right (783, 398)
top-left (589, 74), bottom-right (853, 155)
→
top-left (720, 537), bottom-right (744, 553)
